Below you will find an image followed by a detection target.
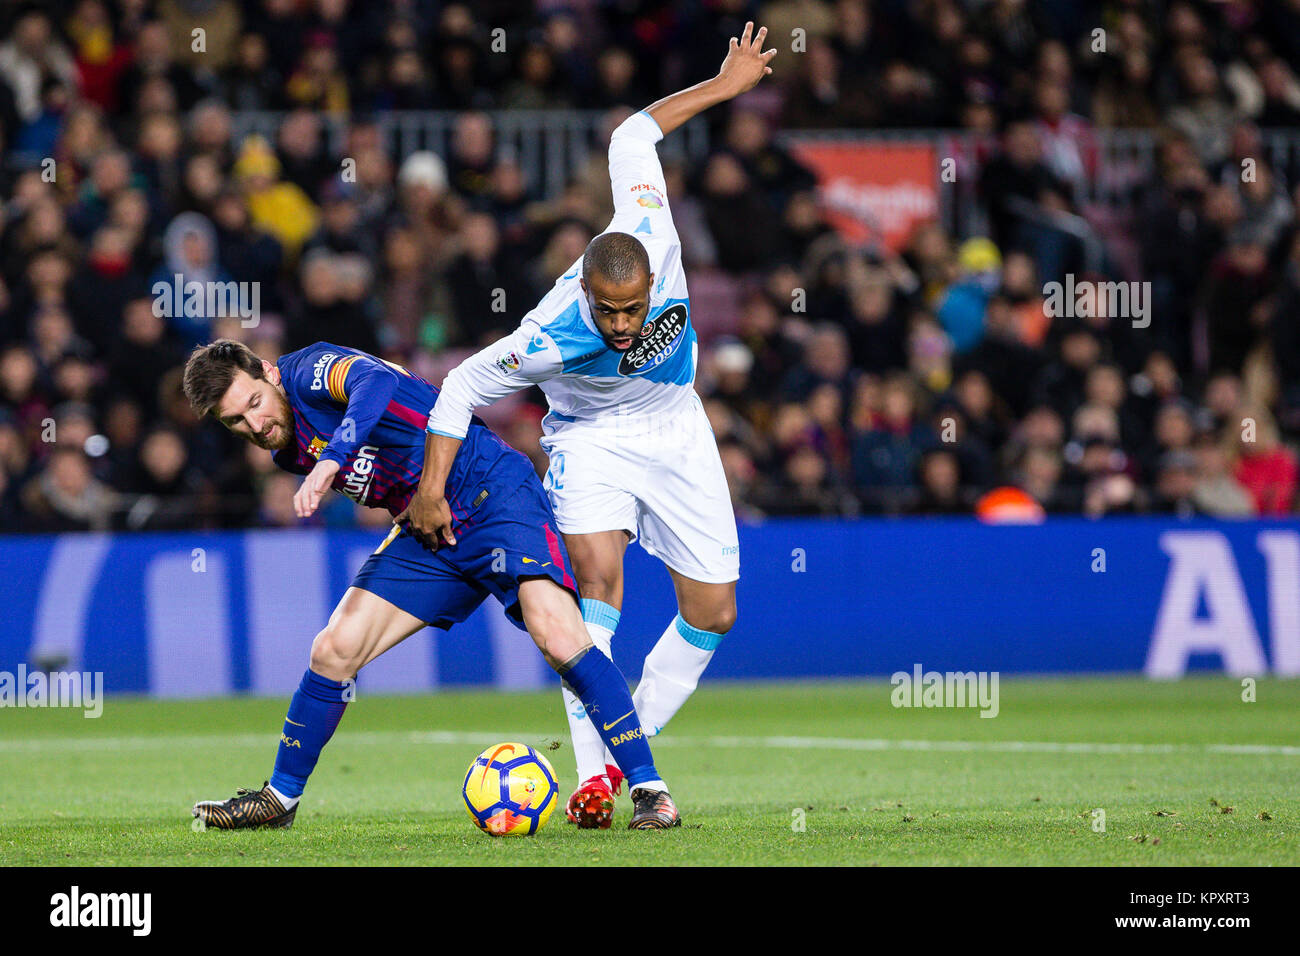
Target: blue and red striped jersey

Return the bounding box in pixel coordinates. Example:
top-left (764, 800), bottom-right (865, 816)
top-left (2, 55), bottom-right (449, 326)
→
top-left (271, 342), bottom-right (534, 530)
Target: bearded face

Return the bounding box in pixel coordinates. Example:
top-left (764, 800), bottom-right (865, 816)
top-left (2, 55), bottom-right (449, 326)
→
top-left (215, 369), bottom-right (295, 450)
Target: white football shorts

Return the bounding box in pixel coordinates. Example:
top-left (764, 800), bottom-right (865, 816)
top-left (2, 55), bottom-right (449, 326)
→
top-left (539, 393), bottom-right (740, 583)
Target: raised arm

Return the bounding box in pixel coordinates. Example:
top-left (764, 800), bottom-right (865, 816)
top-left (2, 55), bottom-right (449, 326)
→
top-left (642, 21), bottom-right (776, 137)
top-left (605, 24), bottom-right (775, 237)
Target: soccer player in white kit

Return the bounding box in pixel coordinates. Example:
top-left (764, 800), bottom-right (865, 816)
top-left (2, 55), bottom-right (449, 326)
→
top-left (407, 23), bottom-right (777, 827)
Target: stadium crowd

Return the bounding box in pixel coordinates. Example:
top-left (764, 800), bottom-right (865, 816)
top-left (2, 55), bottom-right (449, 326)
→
top-left (1, 0), bottom-right (1299, 532)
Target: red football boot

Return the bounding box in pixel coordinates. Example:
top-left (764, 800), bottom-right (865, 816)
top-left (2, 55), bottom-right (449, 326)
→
top-left (565, 775), bottom-right (616, 829)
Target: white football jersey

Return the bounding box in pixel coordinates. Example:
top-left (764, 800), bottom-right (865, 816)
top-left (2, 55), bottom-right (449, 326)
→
top-left (427, 110), bottom-right (698, 440)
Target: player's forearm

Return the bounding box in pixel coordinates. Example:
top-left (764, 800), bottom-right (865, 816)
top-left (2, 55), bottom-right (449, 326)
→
top-left (415, 430), bottom-right (462, 500)
top-left (643, 75), bottom-right (736, 138)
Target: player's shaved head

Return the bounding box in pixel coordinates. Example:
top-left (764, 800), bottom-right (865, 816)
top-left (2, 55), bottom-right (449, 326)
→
top-left (582, 232), bottom-right (650, 285)
top-left (579, 233), bottom-right (655, 351)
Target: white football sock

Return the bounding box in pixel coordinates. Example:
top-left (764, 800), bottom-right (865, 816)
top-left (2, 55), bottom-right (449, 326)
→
top-left (635, 615), bottom-right (722, 735)
top-left (563, 600), bottom-right (619, 784)
top-left (267, 783), bottom-right (299, 809)
top-left (599, 614), bottom-right (725, 772)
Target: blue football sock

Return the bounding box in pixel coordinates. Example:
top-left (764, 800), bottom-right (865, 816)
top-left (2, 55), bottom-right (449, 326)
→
top-left (561, 649), bottom-right (660, 788)
top-left (269, 669), bottom-right (350, 800)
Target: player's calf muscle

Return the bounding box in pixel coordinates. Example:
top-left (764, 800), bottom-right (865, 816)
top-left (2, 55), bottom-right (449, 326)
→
top-left (518, 579), bottom-right (590, 668)
top-left (573, 569), bottom-right (621, 608)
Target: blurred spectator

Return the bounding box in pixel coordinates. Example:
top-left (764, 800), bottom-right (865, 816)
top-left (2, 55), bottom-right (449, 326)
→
top-left (0, 0), bottom-right (1295, 532)
top-left (0, 8), bottom-right (77, 124)
top-left (780, 322), bottom-right (851, 402)
top-left (1192, 430), bottom-right (1255, 517)
top-left (911, 448), bottom-right (968, 515)
top-left (1232, 407), bottom-right (1299, 515)
top-left (149, 212), bottom-right (232, 346)
top-left (1152, 449), bottom-right (1200, 516)
top-left (20, 444), bottom-right (117, 531)
top-left (232, 135), bottom-right (319, 257)
top-left (852, 374), bottom-right (936, 511)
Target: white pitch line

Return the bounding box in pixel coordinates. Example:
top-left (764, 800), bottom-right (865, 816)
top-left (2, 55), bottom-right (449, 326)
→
top-left (1, 729), bottom-right (1298, 757)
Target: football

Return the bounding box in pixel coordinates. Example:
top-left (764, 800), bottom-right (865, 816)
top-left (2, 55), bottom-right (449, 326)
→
top-left (462, 743), bottom-right (559, 836)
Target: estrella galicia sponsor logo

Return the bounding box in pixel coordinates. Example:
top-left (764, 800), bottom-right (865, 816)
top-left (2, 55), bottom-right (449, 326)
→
top-left (50, 886), bottom-right (151, 936)
top-left (617, 304), bottom-right (687, 376)
top-left (341, 445), bottom-right (379, 502)
top-left (311, 353), bottom-right (338, 390)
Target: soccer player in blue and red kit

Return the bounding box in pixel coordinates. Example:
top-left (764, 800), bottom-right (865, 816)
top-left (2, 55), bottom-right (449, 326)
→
top-left (183, 339), bottom-right (680, 829)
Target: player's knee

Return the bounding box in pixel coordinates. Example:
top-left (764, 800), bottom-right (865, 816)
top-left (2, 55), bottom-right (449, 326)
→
top-left (309, 624), bottom-right (365, 681)
top-left (683, 600), bottom-right (736, 637)
top-left (540, 624), bottom-right (587, 670)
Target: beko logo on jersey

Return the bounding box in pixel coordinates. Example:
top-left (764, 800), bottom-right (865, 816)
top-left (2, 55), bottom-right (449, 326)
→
top-left (618, 304), bottom-right (687, 375)
top-left (342, 445), bottom-right (379, 501)
top-left (311, 353), bottom-right (338, 390)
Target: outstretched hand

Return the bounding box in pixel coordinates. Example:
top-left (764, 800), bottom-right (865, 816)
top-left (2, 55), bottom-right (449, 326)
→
top-left (294, 458), bottom-right (340, 518)
top-left (717, 21), bottom-right (777, 96)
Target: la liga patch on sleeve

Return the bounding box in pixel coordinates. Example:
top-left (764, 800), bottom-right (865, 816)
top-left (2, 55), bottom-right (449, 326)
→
top-left (495, 350), bottom-right (522, 373)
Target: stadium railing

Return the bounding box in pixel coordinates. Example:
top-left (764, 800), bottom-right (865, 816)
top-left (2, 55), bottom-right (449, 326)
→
top-left (228, 110), bottom-right (711, 199)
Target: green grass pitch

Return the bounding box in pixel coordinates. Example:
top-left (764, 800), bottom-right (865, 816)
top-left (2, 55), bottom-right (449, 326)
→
top-left (2, 678), bottom-right (1297, 866)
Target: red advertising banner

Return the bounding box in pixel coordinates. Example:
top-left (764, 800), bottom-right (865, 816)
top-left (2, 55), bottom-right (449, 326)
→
top-left (788, 140), bottom-right (939, 251)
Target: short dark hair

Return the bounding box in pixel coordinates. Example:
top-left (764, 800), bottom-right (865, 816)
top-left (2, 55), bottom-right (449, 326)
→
top-left (182, 339), bottom-right (264, 419)
top-left (582, 231), bottom-right (650, 285)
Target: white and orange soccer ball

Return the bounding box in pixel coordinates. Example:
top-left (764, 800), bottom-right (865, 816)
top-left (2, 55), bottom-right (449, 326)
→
top-left (462, 742), bottom-right (559, 836)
